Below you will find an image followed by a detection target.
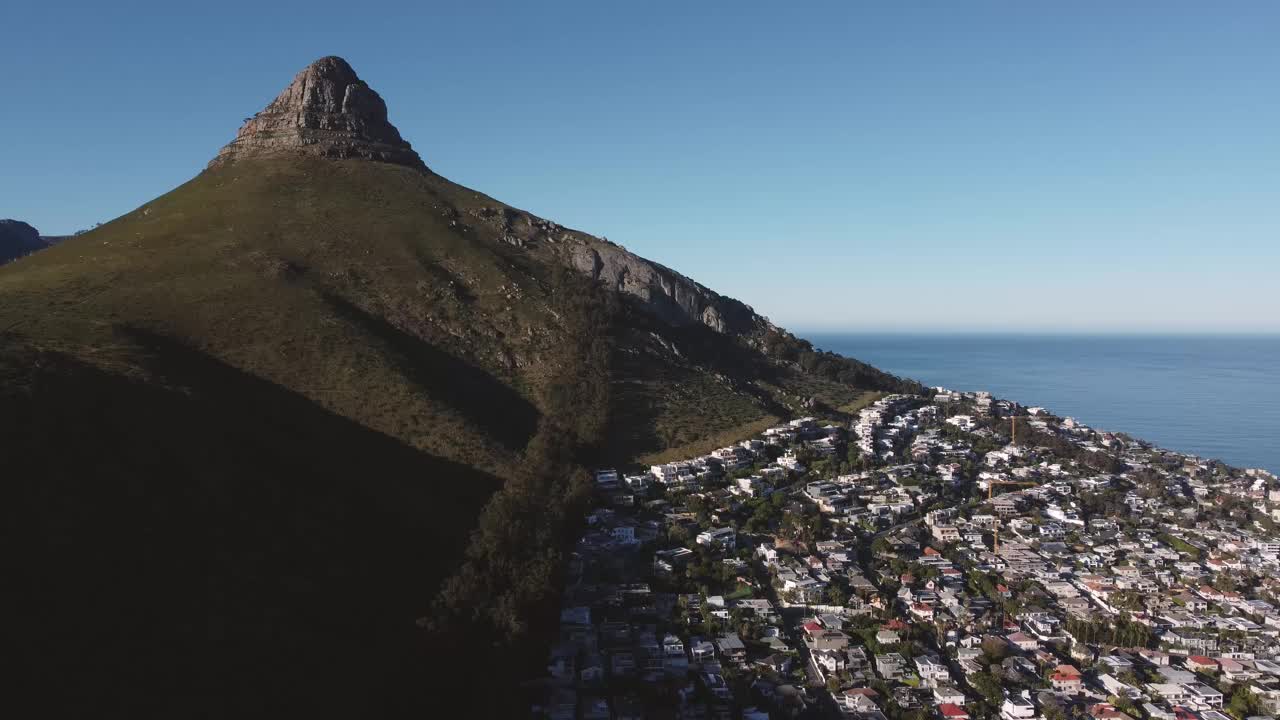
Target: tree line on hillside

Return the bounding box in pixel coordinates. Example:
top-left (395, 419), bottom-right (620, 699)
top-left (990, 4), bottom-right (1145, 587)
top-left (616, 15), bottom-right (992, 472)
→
top-left (423, 265), bottom-right (618, 711)
top-left (1065, 616), bottom-right (1155, 648)
top-left (761, 330), bottom-right (923, 394)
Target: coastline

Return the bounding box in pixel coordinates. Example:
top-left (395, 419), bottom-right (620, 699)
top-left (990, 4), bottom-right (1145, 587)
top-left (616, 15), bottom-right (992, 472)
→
top-left (805, 333), bottom-right (1280, 473)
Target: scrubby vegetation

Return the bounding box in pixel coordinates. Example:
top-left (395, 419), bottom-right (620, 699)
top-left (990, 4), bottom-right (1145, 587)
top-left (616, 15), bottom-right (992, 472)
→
top-left (0, 158), bottom-right (590, 715)
top-left (762, 329), bottom-right (921, 394)
top-left (0, 330), bottom-right (505, 717)
top-left (425, 267), bottom-right (616, 712)
top-left (0, 155), bottom-right (920, 715)
top-left (639, 415), bottom-right (783, 465)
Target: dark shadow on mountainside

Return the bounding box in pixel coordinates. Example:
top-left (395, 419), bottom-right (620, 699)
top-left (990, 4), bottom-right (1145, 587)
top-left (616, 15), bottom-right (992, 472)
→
top-left (1, 328), bottom-right (504, 719)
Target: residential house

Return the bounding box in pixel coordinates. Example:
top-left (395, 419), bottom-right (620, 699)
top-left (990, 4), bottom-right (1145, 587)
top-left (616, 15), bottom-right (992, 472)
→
top-left (1147, 684), bottom-right (1192, 705)
top-left (696, 527), bottom-right (736, 551)
top-left (756, 653), bottom-right (792, 674)
top-left (663, 634), bottom-right (684, 657)
top-left (916, 655), bottom-right (951, 687)
top-left (1006, 632), bottom-right (1038, 652)
top-left (1051, 665), bottom-right (1083, 695)
top-left (1001, 692), bottom-right (1037, 720)
top-left (876, 653), bottom-right (907, 680)
top-left (1098, 674), bottom-right (1141, 701)
top-left (690, 639), bottom-right (716, 663)
top-left (1183, 682), bottom-right (1224, 710)
top-left (815, 649), bottom-right (848, 675)
top-left (876, 630), bottom-right (901, 646)
top-left (843, 688), bottom-right (881, 714)
top-left (805, 626), bottom-right (850, 652)
top-left (1185, 656), bottom-right (1218, 673)
top-left (716, 634), bottom-right (746, 663)
top-left (933, 684), bottom-right (967, 706)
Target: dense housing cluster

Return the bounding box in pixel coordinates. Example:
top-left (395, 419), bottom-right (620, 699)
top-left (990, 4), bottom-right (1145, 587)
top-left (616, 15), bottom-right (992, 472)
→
top-left (533, 389), bottom-right (1280, 720)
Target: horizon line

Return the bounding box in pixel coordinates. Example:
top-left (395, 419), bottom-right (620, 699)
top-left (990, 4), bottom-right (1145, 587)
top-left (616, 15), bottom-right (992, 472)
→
top-left (794, 328), bottom-right (1280, 337)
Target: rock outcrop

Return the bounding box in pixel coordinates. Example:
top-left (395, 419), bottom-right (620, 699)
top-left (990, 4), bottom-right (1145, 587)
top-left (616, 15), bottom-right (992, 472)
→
top-left (209, 56), bottom-right (424, 170)
top-left (466, 203), bottom-right (772, 337)
top-left (0, 219), bottom-right (48, 265)
top-left (563, 237), bottom-right (767, 336)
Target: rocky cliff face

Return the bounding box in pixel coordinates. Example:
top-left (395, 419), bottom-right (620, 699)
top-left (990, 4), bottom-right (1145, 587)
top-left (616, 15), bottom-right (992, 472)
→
top-left (462, 202), bottom-right (772, 337)
top-left (209, 56), bottom-right (424, 170)
top-left (562, 237), bottom-right (768, 336)
top-left (0, 219), bottom-right (48, 265)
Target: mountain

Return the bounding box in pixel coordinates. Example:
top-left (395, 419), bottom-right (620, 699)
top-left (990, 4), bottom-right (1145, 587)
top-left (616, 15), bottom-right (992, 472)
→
top-left (0, 218), bottom-right (52, 264)
top-left (210, 55), bottom-right (425, 170)
top-left (0, 57), bottom-right (916, 716)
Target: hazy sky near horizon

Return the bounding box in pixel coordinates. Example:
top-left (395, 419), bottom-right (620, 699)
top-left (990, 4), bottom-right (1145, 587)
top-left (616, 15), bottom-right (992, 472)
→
top-left (4, 2), bottom-right (1278, 332)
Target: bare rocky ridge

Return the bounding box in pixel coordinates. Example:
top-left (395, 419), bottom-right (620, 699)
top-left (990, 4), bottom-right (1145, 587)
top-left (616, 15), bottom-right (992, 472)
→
top-left (209, 56), bottom-right (424, 170)
top-left (461, 202), bottom-right (773, 338)
top-left (562, 237), bottom-right (768, 336)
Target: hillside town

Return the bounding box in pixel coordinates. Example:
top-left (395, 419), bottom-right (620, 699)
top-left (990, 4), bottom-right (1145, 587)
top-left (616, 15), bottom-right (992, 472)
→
top-left (534, 390), bottom-right (1280, 720)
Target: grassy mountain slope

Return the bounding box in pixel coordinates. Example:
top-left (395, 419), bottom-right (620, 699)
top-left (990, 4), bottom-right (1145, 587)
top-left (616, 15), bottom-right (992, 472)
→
top-left (2, 154), bottom-right (912, 466)
top-left (2, 158), bottom-right (553, 472)
top-left (0, 153), bottom-right (915, 715)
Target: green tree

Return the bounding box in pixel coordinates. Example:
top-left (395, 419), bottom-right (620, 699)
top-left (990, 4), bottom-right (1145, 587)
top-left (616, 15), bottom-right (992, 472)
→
top-left (970, 671), bottom-right (1003, 703)
top-left (670, 524), bottom-right (692, 544)
top-left (871, 536), bottom-right (892, 556)
top-left (1227, 687), bottom-right (1260, 720)
top-left (981, 636), bottom-right (1009, 664)
top-left (1212, 573), bottom-right (1238, 593)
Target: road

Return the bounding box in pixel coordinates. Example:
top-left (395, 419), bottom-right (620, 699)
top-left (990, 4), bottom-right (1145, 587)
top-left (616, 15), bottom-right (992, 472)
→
top-left (751, 560), bottom-right (845, 719)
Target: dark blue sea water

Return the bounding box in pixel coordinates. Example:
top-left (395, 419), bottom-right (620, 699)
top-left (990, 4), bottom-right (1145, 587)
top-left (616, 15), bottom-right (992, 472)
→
top-left (807, 334), bottom-right (1280, 473)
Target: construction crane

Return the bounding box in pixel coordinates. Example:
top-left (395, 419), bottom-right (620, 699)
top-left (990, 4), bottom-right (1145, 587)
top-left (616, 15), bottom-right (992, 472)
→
top-left (987, 479), bottom-right (1038, 553)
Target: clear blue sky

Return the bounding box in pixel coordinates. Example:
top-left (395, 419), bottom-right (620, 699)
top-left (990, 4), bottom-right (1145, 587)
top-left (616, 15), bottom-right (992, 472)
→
top-left (4, 1), bottom-right (1278, 332)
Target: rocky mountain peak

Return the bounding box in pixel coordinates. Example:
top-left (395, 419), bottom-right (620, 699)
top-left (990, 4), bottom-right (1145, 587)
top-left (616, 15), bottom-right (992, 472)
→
top-left (209, 56), bottom-right (424, 170)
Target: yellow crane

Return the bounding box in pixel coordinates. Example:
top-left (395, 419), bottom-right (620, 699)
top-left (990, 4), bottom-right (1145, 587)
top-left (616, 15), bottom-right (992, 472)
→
top-left (987, 479), bottom-right (1037, 553)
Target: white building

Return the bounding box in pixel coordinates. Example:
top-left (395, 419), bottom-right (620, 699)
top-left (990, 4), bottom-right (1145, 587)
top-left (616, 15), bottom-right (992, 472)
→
top-left (1001, 692), bottom-right (1037, 720)
top-left (696, 527), bottom-right (736, 551)
top-left (733, 475), bottom-right (766, 497)
top-left (1183, 683), bottom-right (1224, 710)
top-left (915, 655), bottom-right (951, 687)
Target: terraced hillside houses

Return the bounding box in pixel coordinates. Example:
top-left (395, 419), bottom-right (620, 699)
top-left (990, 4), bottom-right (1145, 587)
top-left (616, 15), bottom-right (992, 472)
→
top-left (534, 390), bottom-right (1280, 720)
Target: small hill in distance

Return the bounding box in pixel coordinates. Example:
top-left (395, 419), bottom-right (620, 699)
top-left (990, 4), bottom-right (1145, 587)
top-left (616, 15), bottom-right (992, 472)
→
top-left (0, 56), bottom-right (917, 717)
top-left (0, 218), bottom-right (68, 265)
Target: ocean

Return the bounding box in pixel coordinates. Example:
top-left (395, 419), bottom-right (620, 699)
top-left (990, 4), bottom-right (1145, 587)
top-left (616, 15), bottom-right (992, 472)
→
top-left (806, 333), bottom-right (1280, 473)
